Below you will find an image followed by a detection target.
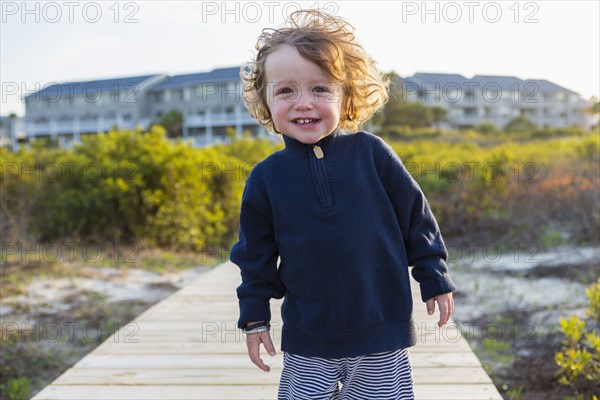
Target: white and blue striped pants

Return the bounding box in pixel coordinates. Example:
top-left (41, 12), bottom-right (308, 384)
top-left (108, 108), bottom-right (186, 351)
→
top-left (277, 348), bottom-right (414, 400)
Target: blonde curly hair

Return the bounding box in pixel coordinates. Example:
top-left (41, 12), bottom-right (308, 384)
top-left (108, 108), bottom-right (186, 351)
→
top-left (241, 9), bottom-right (389, 134)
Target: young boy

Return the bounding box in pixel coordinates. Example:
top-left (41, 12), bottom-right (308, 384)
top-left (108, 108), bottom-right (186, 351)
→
top-left (230, 9), bottom-right (456, 399)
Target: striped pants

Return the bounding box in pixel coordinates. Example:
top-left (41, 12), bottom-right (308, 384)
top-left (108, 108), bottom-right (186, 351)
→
top-left (277, 348), bottom-right (414, 400)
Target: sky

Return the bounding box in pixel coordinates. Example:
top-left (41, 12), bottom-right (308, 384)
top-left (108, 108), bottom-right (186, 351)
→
top-left (1, 0), bottom-right (599, 117)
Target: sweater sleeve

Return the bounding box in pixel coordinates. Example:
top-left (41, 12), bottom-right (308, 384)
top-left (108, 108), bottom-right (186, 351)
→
top-left (230, 180), bottom-right (286, 329)
top-left (379, 148), bottom-right (457, 302)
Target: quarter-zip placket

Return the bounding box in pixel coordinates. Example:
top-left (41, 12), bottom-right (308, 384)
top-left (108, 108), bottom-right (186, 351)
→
top-left (309, 144), bottom-right (333, 208)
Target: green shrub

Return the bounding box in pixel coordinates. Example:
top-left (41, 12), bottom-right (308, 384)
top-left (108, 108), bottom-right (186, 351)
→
top-left (504, 115), bottom-right (535, 133)
top-left (1, 130), bottom-right (597, 253)
top-left (3, 377), bottom-right (31, 400)
top-left (554, 280), bottom-right (600, 399)
top-left (476, 122), bottom-right (497, 135)
top-left (0, 127), bottom-right (278, 251)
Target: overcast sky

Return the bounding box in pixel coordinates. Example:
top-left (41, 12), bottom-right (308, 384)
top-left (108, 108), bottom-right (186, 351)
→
top-left (1, 0), bottom-right (599, 117)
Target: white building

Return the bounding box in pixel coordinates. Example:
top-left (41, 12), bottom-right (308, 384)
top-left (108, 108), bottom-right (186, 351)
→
top-left (23, 74), bottom-right (167, 148)
top-left (145, 67), bottom-right (268, 147)
top-left (403, 73), bottom-right (595, 130)
top-left (9, 68), bottom-right (595, 149)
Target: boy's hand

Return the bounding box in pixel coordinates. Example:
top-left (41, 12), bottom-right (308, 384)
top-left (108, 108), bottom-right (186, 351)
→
top-left (245, 329), bottom-right (276, 372)
top-left (425, 292), bottom-right (454, 327)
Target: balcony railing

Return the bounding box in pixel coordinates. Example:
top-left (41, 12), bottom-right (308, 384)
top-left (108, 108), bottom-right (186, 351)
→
top-left (185, 113), bottom-right (255, 126)
top-left (26, 119), bottom-right (141, 136)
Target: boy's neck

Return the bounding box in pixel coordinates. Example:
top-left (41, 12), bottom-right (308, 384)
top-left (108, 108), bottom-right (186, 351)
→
top-left (282, 129), bottom-right (341, 145)
top-left (281, 130), bottom-right (342, 159)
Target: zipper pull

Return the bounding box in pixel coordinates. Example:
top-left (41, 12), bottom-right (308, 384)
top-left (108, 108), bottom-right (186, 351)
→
top-left (313, 145), bottom-right (324, 159)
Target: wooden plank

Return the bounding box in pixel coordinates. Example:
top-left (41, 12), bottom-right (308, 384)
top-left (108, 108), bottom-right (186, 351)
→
top-left (93, 338), bottom-right (473, 354)
top-left (69, 352), bottom-right (483, 369)
top-left (417, 384), bottom-right (503, 400)
top-left (53, 366), bottom-right (493, 385)
top-left (33, 385), bottom-right (279, 400)
top-left (33, 384), bottom-right (500, 400)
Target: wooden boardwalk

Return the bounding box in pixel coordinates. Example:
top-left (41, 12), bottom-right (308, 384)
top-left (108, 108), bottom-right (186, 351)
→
top-left (33, 262), bottom-right (502, 399)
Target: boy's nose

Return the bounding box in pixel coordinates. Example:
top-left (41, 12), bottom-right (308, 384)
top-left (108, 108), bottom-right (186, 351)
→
top-left (293, 92), bottom-right (313, 110)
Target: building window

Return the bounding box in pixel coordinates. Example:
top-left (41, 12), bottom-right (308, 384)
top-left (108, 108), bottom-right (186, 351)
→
top-left (446, 89), bottom-right (459, 99)
top-left (195, 85), bottom-right (204, 98)
top-left (172, 89), bottom-right (184, 101)
top-left (464, 107), bottom-right (477, 116)
top-left (501, 91), bottom-right (513, 101)
top-left (520, 108), bottom-right (536, 117)
top-left (464, 89), bottom-right (475, 100)
top-left (150, 92), bottom-right (164, 103)
top-left (484, 88), bottom-right (500, 101)
top-left (82, 114), bottom-right (97, 121)
top-left (226, 81), bottom-right (238, 91)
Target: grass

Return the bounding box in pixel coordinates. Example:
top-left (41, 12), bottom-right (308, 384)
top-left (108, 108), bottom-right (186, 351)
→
top-left (0, 243), bottom-right (224, 297)
top-left (1, 297), bottom-right (152, 398)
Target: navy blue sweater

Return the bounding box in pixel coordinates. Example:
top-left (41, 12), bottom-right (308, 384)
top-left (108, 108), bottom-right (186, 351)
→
top-left (230, 130), bottom-right (456, 358)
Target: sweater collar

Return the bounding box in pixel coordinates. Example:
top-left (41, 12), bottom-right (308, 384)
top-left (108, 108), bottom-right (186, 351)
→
top-left (281, 129), bottom-right (342, 159)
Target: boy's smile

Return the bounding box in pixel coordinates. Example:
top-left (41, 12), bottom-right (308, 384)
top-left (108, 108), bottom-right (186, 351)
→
top-left (264, 44), bottom-right (343, 144)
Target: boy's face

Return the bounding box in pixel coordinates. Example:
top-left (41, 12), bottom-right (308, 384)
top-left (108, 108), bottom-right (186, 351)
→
top-left (264, 44), bottom-right (343, 144)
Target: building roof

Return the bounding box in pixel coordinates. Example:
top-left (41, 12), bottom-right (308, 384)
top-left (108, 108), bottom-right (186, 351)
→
top-left (402, 73), bottom-right (471, 92)
top-left (471, 75), bottom-right (525, 90)
top-left (522, 79), bottom-right (577, 94)
top-left (150, 67), bottom-right (241, 90)
top-left (412, 72), bottom-right (471, 87)
top-left (401, 72), bottom-right (577, 94)
top-left (25, 74), bottom-right (164, 100)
